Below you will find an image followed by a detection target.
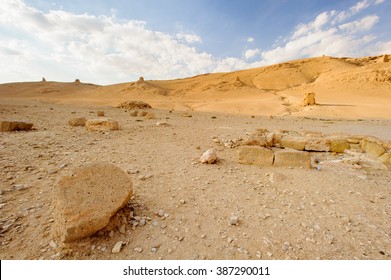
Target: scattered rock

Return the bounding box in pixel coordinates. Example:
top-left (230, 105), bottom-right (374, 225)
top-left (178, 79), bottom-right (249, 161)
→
top-left (200, 148), bottom-right (218, 164)
top-left (85, 118), bottom-right (119, 131)
top-left (302, 92), bottom-right (316, 106)
top-left (0, 121), bottom-right (33, 132)
top-left (97, 111), bottom-right (105, 117)
top-left (156, 121), bottom-right (170, 127)
top-left (138, 111), bottom-right (148, 117)
top-left (116, 101), bottom-right (152, 110)
top-left (229, 215), bottom-right (239, 226)
top-left (68, 117), bottom-right (86, 127)
top-left (134, 247), bottom-right (143, 253)
top-left (181, 112), bottom-right (192, 118)
top-left (130, 110), bottom-right (139, 117)
top-left (238, 146), bottom-right (274, 166)
top-left (54, 163), bottom-right (133, 242)
top-left (112, 241), bottom-right (124, 254)
top-left (145, 112), bottom-right (156, 119)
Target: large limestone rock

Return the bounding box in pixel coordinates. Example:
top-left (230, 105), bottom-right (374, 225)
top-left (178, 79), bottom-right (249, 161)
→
top-left (305, 138), bottom-right (330, 152)
top-left (0, 121), bottom-right (33, 132)
top-left (238, 146), bottom-right (274, 166)
top-left (274, 150), bottom-right (311, 169)
top-left (68, 117), bottom-right (86, 127)
top-left (55, 163), bottom-right (133, 242)
top-left (329, 138), bottom-right (350, 153)
top-left (302, 92), bottom-right (316, 106)
top-left (365, 141), bottom-right (385, 158)
top-left (280, 136), bottom-right (306, 151)
top-left (85, 118), bottom-right (119, 131)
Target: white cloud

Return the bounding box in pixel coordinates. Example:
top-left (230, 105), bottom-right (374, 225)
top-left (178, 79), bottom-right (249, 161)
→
top-left (176, 32), bottom-right (202, 44)
top-left (244, 48), bottom-right (261, 59)
top-left (350, 0), bottom-right (371, 14)
top-left (247, 37), bottom-right (255, 43)
top-left (339, 15), bottom-right (379, 33)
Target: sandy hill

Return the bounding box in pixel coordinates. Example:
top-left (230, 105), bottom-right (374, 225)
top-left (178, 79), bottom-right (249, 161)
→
top-left (1, 54), bottom-right (390, 118)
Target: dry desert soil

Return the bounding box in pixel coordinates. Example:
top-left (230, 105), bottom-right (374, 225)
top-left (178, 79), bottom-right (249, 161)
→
top-left (0, 55), bottom-right (390, 260)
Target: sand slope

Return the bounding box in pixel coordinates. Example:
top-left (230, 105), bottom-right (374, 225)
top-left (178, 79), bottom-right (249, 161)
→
top-left (1, 54), bottom-right (390, 118)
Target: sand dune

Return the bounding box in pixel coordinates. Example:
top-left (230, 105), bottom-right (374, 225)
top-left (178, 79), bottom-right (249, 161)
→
top-left (1, 54), bottom-right (390, 118)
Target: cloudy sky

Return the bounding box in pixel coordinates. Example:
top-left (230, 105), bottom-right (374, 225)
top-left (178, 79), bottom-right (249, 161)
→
top-left (0, 0), bottom-right (390, 84)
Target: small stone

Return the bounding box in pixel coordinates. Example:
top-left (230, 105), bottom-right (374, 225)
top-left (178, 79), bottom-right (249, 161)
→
top-left (229, 215), bottom-right (239, 226)
top-left (256, 251), bottom-right (262, 259)
top-left (139, 218), bottom-right (146, 226)
top-left (200, 148), bottom-right (218, 164)
top-left (134, 247), bottom-right (143, 253)
top-left (112, 241), bottom-right (124, 254)
top-left (157, 209), bottom-right (165, 217)
top-left (119, 224), bottom-right (126, 234)
top-left (151, 247), bottom-right (158, 253)
top-left (49, 240), bottom-right (57, 249)
top-left (179, 199), bottom-right (186, 204)
top-left (267, 252), bottom-right (273, 257)
top-left (97, 111), bottom-right (105, 117)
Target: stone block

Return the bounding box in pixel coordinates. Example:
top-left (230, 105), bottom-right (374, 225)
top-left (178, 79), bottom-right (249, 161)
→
top-left (238, 146), bottom-right (274, 166)
top-left (274, 150), bottom-right (311, 169)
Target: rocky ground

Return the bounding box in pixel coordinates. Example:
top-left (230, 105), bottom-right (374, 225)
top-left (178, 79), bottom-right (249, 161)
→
top-left (0, 99), bottom-right (390, 260)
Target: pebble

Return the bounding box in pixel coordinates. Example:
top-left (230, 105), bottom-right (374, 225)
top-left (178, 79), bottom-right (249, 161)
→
top-left (256, 251), bottom-right (262, 259)
top-left (229, 215), bottom-right (239, 226)
top-left (112, 241), bottom-right (124, 254)
top-left (134, 247), bottom-right (143, 253)
top-left (179, 199), bottom-right (186, 204)
top-left (157, 209), bottom-right (165, 217)
top-left (49, 240), bottom-right (57, 249)
top-left (119, 224), bottom-right (126, 234)
top-left (139, 218), bottom-right (146, 226)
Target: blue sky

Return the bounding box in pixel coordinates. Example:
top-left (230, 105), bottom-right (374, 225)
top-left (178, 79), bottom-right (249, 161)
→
top-left (1, 0), bottom-right (390, 84)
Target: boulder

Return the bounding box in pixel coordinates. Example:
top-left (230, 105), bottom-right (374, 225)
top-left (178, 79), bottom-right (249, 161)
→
top-left (302, 92), bottom-right (316, 106)
top-left (54, 163), bottom-right (133, 242)
top-left (68, 117), bottom-right (86, 127)
top-left (378, 153), bottom-right (390, 164)
top-left (145, 112), bottom-right (156, 119)
top-left (85, 118), bottom-right (119, 131)
top-left (0, 121), bottom-right (33, 132)
top-left (329, 138), bottom-right (350, 153)
top-left (116, 101), bottom-right (152, 110)
top-left (365, 141), bottom-right (385, 158)
top-left (200, 148), bottom-right (218, 164)
top-left (280, 136), bottom-right (306, 151)
top-left (274, 150), bottom-right (311, 169)
top-left (305, 138), bottom-right (330, 152)
top-left (238, 146), bottom-right (274, 166)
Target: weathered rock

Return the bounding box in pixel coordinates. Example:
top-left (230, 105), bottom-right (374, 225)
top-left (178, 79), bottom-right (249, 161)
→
top-left (130, 110), bottom-right (139, 117)
top-left (97, 111), bottom-right (105, 117)
top-left (378, 153), bottom-right (390, 164)
top-left (200, 148), bottom-right (218, 164)
top-left (85, 118), bottom-right (119, 131)
top-left (112, 241), bottom-right (124, 254)
top-left (274, 150), bottom-right (311, 169)
top-left (55, 163), bottom-right (133, 242)
top-left (280, 136), bottom-right (306, 151)
top-left (365, 141), bottom-right (385, 158)
top-left (229, 215), bottom-right (239, 225)
top-left (116, 101), bottom-right (152, 110)
top-left (0, 121), bottom-right (33, 132)
top-left (302, 92), bottom-right (316, 106)
top-left (238, 146), bottom-right (274, 166)
top-left (68, 117), bottom-right (86, 127)
top-left (138, 111), bottom-right (148, 117)
top-left (329, 138), bottom-right (350, 153)
top-left (145, 112), bottom-right (156, 119)
top-left (305, 138), bottom-right (330, 152)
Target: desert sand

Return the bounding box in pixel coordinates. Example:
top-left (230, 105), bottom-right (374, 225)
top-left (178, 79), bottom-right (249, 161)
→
top-left (0, 55), bottom-right (390, 260)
